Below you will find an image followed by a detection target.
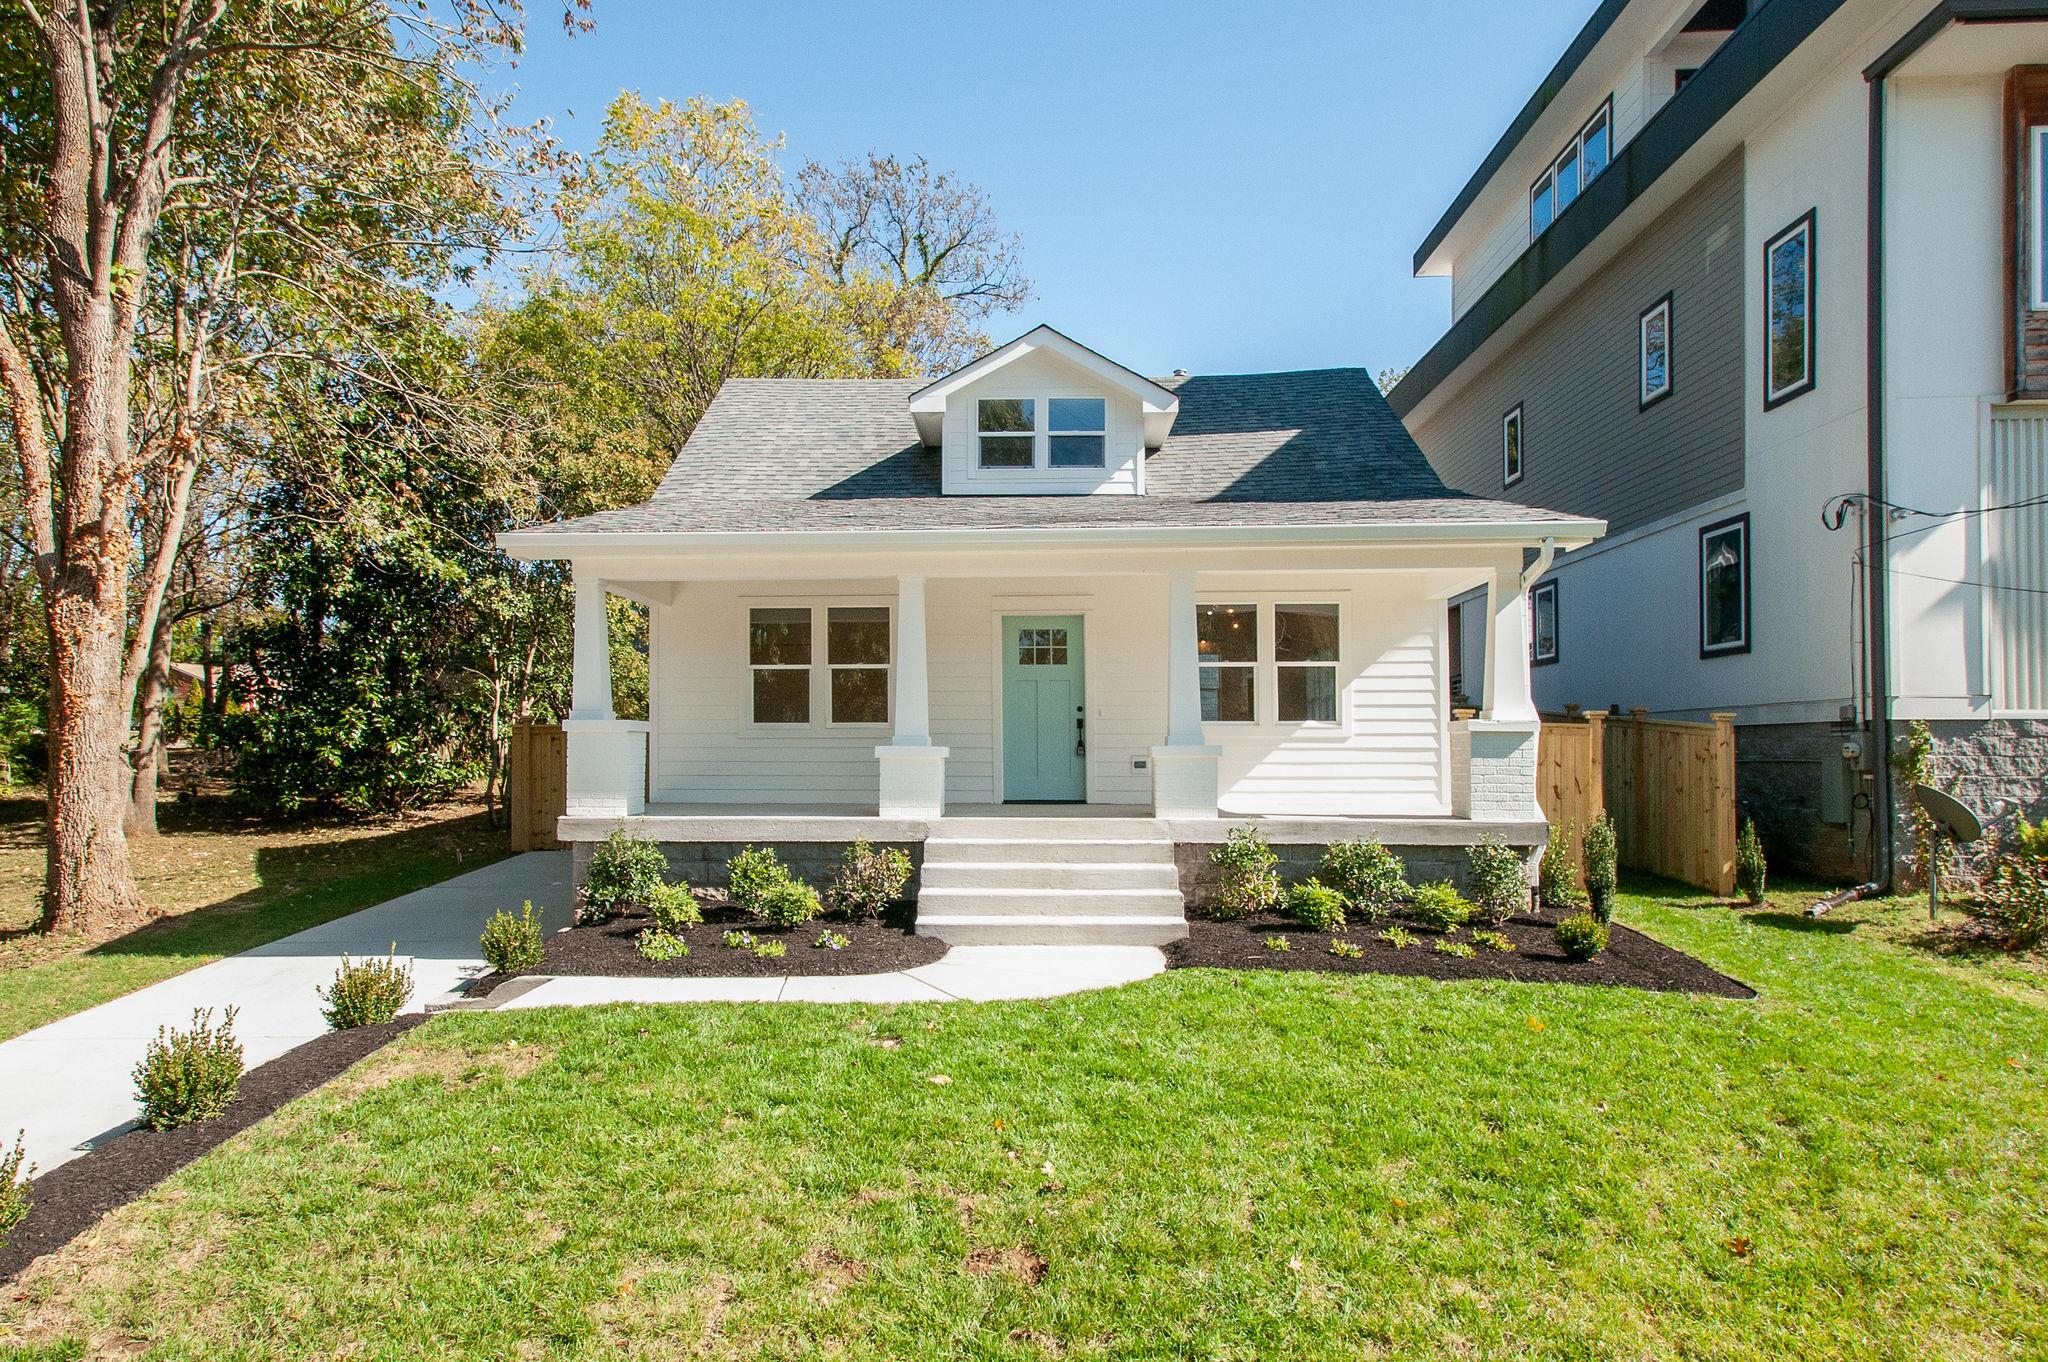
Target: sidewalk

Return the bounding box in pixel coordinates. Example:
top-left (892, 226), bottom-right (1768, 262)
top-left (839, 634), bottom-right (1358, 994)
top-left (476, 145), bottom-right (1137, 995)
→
top-left (0, 852), bottom-right (572, 1175)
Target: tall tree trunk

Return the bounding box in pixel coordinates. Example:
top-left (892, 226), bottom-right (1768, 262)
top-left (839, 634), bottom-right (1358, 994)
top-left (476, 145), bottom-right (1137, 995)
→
top-left (43, 551), bottom-right (143, 934)
top-left (126, 601), bottom-right (177, 835)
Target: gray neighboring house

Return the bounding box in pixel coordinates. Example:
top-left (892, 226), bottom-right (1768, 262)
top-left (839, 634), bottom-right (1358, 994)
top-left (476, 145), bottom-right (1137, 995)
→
top-left (500, 325), bottom-right (1600, 945)
top-left (1391, 0), bottom-right (2048, 880)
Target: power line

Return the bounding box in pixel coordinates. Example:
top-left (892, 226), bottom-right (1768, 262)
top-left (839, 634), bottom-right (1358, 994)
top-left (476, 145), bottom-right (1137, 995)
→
top-left (1886, 565), bottom-right (2048, 597)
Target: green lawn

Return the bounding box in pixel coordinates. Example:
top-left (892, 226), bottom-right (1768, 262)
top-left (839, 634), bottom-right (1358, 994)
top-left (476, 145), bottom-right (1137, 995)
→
top-left (0, 792), bottom-right (507, 1041)
top-left (3, 880), bottom-right (2044, 1360)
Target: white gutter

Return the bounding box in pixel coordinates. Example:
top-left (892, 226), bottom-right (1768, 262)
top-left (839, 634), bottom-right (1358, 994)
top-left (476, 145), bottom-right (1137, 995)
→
top-left (497, 518), bottom-right (1607, 561)
top-left (1521, 535), bottom-right (1558, 589)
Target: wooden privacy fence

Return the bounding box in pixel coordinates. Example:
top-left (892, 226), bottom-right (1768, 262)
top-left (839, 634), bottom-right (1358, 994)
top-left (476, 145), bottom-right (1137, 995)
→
top-left (508, 722), bottom-right (567, 852)
top-left (1537, 709), bottom-right (1738, 896)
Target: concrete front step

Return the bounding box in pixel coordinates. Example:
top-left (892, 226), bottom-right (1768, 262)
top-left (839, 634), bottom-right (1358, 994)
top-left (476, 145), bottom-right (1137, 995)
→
top-left (919, 860), bottom-right (1181, 891)
top-left (923, 836), bottom-right (1176, 865)
top-left (917, 886), bottom-right (1186, 918)
top-left (916, 914), bottom-right (1189, 946)
top-left (931, 817), bottom-right (1165, 840)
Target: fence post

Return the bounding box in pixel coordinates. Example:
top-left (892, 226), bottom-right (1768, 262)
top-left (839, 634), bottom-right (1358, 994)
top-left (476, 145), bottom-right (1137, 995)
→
top-left (1584, 711), bottom-right (1606, 824)
top-left (1711, 713), bottom-right (1738, 896)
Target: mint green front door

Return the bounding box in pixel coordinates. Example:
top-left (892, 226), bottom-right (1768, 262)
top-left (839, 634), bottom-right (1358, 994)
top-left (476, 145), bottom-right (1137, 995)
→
top-left (1002, 615), bottom-right (1086, 802)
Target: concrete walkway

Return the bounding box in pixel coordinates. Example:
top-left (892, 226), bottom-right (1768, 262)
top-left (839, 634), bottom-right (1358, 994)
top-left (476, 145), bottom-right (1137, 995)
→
top-left (1, 852), bottom-right (573, 1175)
top-left (1, 850), bottom-right (1166, 1176)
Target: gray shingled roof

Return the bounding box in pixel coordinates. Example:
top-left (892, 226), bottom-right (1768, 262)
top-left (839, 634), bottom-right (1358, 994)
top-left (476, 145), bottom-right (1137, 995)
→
top-left (512, 368), bottom-right (1582, 536)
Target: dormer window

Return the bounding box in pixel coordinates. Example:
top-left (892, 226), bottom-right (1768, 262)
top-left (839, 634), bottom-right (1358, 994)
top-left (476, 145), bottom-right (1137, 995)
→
top-left (1049, 398), bottom-right (1106, 468)
top-left (977, 399), bottom-right (1035, 468)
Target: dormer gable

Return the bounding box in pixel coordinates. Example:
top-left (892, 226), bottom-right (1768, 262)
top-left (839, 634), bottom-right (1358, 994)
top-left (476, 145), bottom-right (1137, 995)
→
top-left (909, 325), bottom-right (1180, 496)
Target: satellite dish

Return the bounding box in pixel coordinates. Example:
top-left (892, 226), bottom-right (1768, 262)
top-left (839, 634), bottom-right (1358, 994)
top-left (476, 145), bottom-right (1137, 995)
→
top-left (1914, 784), bottom-right (1983, 845)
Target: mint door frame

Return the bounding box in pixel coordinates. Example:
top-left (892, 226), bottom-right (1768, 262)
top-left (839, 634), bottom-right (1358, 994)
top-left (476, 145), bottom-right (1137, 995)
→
top-left (996, 612), bottom-right (1089, 803)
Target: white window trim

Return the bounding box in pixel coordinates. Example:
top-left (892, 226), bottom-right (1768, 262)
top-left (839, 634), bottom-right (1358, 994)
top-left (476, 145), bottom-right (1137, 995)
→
top-left (976, 398), bottom-right (1036, 472)
top-left (1502, 404), bottom-right (1525, 488)
top-left (1196, 596), bottom-right (1347, 731)
top-left (1640, 293), bottom-right (1674, 409)
top-left (1048, 397), bottom-right (1109, 469)
top-left (973, 393), bottom-right (1112, 474)
top-left (745, 601), bottom-right (894, 731)
top-left (2031, 126), bottom-right (2048, 311)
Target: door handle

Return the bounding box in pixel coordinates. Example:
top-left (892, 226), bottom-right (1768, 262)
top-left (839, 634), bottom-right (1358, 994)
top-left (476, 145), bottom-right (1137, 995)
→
top-left (1075, 706), bottom-right (1086, 758)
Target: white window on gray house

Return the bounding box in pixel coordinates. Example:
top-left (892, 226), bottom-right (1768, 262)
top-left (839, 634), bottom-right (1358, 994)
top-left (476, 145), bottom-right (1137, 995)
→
top-left (1276, 604), bottom-right (1340, 723)
top-left (977, 398), bottom-right (1035, 468)
top-left (827, 606), bottom-right (890, 724)
top-left (1531, 580), bottom-right (1559, 666)
top-left (1530, 98), bottom-right (1612, 239)
top-left (2031, 126), bottom-right (2048, 309)
top-left (1700, 515), bottom-right (1750, 657)
top-left (1502, 404), bottom-right (1524, 487)
top-left (1198, 603), bottom-right (1257, 722)
top-left (1048, 398), bottom-right (1106, 468)
top-left (749, 607), bottom-right (811, 723)
top-left (1640, 294), bottom-right (1673, 409)
top-left (1764, 212), bottom-right (1816, 408)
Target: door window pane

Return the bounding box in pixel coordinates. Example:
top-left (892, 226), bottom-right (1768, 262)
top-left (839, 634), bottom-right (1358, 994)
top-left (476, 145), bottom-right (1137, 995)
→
top-left (1018, 627), bottom-right (1069, 666)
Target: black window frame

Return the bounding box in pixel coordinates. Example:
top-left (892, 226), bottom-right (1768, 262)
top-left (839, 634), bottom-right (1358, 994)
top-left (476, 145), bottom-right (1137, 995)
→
top-left (1530, 579), bottom-right (1560, 667)
top-left (1639, 292), bottom-right (1674, 410)
top-left (1502, 402), bottom-right (1525, 488)
top-left (1699, 513), bottom-right (1752, 659)
top-left (1763, 210), bottom-right (1817, 410)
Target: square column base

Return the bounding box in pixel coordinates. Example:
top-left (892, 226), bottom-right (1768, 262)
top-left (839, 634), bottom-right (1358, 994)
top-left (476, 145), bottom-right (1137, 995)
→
top-left (1451, 719), bottom-right (1541, 821)
top-left (564, 719), bottom-right (651, 819)
top-left (1151, 745), bottom-right (1222, 819)
top-left (877, 745), bottom-right (948, 818)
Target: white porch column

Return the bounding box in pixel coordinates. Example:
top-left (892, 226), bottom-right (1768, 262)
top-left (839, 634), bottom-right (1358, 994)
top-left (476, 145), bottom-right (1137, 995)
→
top-left (1456, 562), bottom-right (1541, 822)
top-left (564, 565), bottom-right (649, 820)
top-left (1151, 568), bottom-right (1221, 818)
top-left (876, 573), bottom-right (946, 816)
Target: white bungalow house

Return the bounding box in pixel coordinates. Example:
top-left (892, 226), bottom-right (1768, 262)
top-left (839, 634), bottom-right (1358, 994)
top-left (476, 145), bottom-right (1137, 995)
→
top-left (498, 326), bottom-right (1604, 944)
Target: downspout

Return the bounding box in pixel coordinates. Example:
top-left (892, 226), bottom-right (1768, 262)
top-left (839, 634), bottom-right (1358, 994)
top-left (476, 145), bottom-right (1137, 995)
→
top-left (1521, 536), bottom-right (1558, 590)
top-left (1864, 56), bottom-right (1897, 893)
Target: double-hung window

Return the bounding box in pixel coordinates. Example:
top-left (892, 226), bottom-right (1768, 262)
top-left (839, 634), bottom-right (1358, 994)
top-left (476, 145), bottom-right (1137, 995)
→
top-left (749, 605), bottom-right (891, 725)
top-left (977, 396), bottom-right (1109, 470)
top-left (1275, 604), bottom-right (1339, 723)
top-left (1198, 603), bottom-right (1257, 723)
top-left (977, 399), bottom-right (1035, 468)
top-left (1048, 398), bottom-right (1107, 467)
top-left (1531, 98), bottom-right (1612, 240)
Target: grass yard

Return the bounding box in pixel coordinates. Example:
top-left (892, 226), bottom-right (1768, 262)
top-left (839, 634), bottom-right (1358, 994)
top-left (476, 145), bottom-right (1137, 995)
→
top-left (0, 784), bottom-right (506, 1042)
top-left (2, 879), bottom-right (2044, 1360)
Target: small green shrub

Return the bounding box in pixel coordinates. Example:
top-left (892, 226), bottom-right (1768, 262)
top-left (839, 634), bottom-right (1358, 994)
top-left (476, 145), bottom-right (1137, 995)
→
top-left (1318, 838), bottom-right (1406, 913)
top-left (1970, 848), bottom-right (2048, 951)
top-left (722, 929), bottom-right (754, 949)
top-left (1207, 826), bottom-right (1282, 920)
top-left (636, 927), bottom-right (690, 961)
top-left (133, 1007), bottom-right (243, 1130)
top-left (480, 902), bottom-right (546, 974)
top-left (1377, 925), bottom-right (1415, 950)
top-left (1263, 935), bottom-right (1290, 952)
top-left (1736, 818), bottom-right (1768, 905)
top-left (646, 879), bottom-right (702, 932)
top-left (1554, 912), bottom-right (1609, 961)
top-left (827, 840), bottom-right (913, 919)
top-left (726, 845), bottom-right (791, 912)
top-left (1538, 819), bottom-right (1586, 911)
top-left (585, 827), bottom-right (669, 916)
top-left (813, 930), bottom-right (850, 950)
top-left (1470, 929), bottom-right (1516, 953)
top-left (1329, 938), bottom-right (1364, 959)
top-left (319, 948), bottom-right (414, 1029)
top-left (753, 939), bottom-right (787, 959)
top-left (1408, 881), bottom-right (1472, 933)
top-left (1582, 813), bottom-right (1619, 922)
top-left (2012, 814), bottom-right (2048, 862)
top-left (1285, 879), bottom-right (1347, 932)
top-left (1466, 835), bottom-right (1527, 927)
top-left (0, 1130), bottom-right (31, 1233)
top-left (758, 878), bottom-right (823, 929)
top-left (1433, 938), bottom-right (1476, 959)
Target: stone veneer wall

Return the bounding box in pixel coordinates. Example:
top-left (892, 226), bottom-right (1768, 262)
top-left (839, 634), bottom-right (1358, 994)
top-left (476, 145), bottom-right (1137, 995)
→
top-left (1172, 840), bottom-right (1542, 917)
top-left (571, 840), bottom-right (924, 898)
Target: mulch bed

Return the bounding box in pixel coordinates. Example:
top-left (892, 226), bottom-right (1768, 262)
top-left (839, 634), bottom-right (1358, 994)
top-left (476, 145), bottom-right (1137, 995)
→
top-left (467, 898), bottom-right (946, 997)
top-left (0, 1013), bottom-right (427, 1283)
top-left (1167, 905), bottom-right (1755, 998)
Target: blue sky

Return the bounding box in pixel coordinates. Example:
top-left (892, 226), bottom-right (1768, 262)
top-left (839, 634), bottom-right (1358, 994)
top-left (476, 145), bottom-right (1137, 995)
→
top-left (490, 1), bottom-right (1588, 379)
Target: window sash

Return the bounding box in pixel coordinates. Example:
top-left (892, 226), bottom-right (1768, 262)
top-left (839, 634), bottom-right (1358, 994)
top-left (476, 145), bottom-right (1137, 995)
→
top-left (1640, 295), bottom-right (1673, 408)
top-left (750, 605), bottom-right (892, 725)
top-left (977, 397), bottom-right (1036, 469)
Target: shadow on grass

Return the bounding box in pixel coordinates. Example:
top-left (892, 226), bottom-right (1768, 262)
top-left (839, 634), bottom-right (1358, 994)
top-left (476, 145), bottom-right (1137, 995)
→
top-left (1742, 911), bottom-right (1856, 935)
